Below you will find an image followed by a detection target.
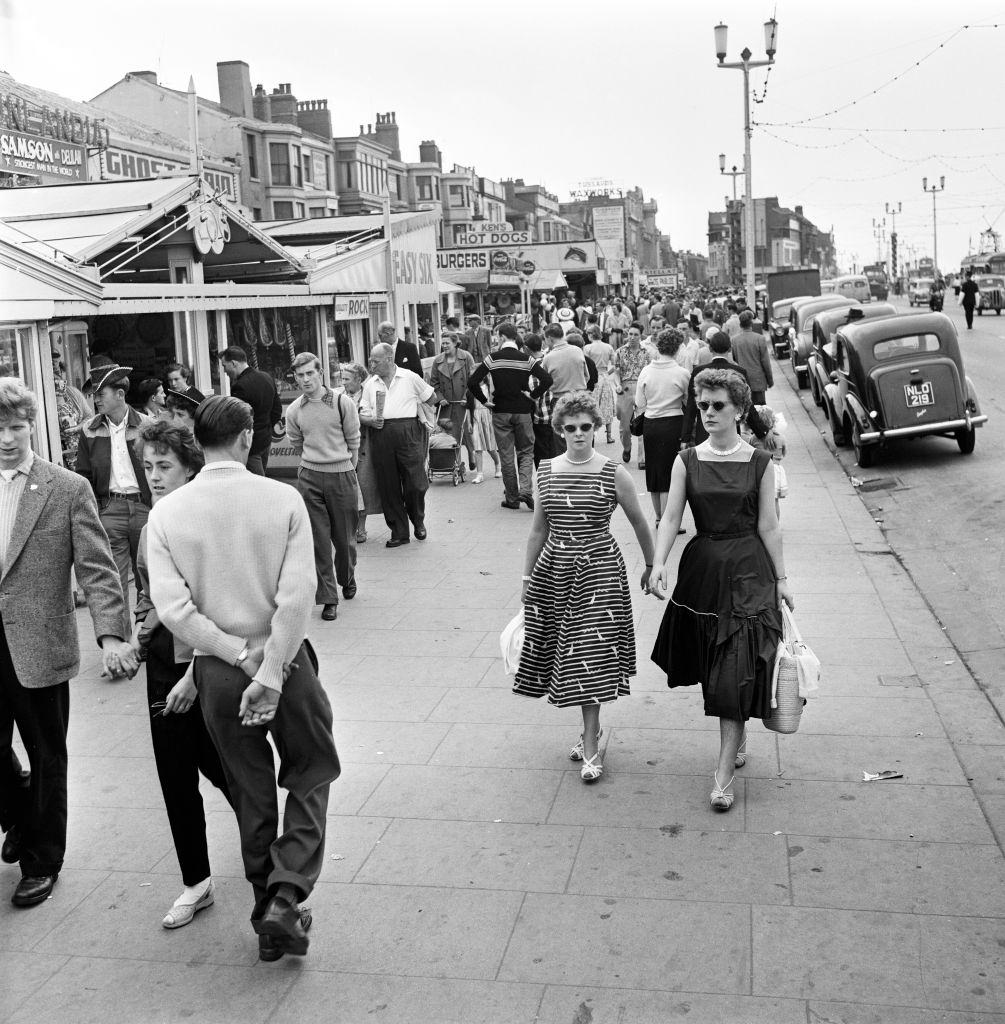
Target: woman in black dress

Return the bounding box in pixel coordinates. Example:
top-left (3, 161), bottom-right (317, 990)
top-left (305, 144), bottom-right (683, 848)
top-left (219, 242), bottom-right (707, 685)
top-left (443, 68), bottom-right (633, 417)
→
top-left (647, 368), bottom-right (794, 811)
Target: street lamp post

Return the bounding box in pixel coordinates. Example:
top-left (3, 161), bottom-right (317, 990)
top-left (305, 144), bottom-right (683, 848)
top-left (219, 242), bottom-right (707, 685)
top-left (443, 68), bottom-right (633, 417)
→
top-left (922, 176), bottom-right (946, 277)
top-left (715, 17), bottom-right (778, 309)
top-left (872, 218), bottom-right (886, 263)
top-left (885, 200), bottom-right (902, 290)
top-left (718, 153), bottom-right (744, 202)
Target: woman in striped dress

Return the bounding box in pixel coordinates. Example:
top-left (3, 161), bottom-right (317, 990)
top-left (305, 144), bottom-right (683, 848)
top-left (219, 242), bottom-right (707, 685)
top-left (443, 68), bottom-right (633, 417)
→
top-left (514, 393), bottom-right (656, 782)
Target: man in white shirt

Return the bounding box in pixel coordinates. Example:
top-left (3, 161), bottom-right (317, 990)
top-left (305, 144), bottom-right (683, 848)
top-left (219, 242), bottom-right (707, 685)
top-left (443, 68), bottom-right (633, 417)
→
top-left (76, 366), bottom-right (152, 638)
top-left (359, 343), bottom-right (438, 547)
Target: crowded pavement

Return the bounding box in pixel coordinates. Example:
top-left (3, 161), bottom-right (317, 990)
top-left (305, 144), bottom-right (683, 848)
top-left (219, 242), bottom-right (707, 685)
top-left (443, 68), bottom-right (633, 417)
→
top-left (2, 337), bottom-right (1003, 1023)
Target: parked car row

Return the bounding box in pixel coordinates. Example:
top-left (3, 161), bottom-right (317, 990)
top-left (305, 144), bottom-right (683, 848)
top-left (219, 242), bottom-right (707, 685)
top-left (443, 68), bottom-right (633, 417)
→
top-left (779, 298), bottom-right (988, 466)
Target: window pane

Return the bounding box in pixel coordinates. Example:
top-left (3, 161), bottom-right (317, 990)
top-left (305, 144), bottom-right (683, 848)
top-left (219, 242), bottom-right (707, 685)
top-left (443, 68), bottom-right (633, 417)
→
top-left (0, 328), bottom-right (22, 378)
top-left (273, 201), bottom-right (294, 219)
top-left (293, 146), bottom-right (302, 187)
top-left (303, 153), bottom-right (311, 183)
top-left (245, 134), bottom-right (259, 179)
top-left (269, 143), bottom-right (291, 186)
top-left (874, 334), bottom-right (941, 360)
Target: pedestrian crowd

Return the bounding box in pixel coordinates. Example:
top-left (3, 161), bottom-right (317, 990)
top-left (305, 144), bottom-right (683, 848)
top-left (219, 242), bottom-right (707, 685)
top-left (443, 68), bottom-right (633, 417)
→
top-left (0, 285), bottom-right (796, 968)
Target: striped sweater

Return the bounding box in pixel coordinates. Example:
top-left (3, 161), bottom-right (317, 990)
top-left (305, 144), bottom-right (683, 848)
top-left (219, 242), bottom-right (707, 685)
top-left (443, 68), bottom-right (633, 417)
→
top-left (467, 345), bottom-right (553, 414)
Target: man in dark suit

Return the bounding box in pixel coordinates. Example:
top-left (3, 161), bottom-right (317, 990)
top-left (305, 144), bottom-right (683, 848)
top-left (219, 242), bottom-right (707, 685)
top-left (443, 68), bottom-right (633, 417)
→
top-left (730, 310), bottom-right (774, 405)
top-left (376, 321), bottom-right (424, 378)
top-left (0, 377), bottom-right (134, 908)
top-left (682, 331), bottom-right (769, 446)
top-left (220, 346), bottom-right (284, 475)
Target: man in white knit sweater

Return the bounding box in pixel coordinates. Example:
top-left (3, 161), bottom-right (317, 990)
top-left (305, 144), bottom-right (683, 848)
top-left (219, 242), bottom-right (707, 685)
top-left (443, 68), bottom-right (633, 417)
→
top-left (147, 396), bottom-right (340, 963)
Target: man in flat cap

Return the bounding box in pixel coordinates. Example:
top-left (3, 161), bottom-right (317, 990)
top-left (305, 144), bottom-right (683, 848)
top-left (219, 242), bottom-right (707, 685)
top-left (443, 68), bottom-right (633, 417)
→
top-left (76, 365), bottom-right (152, 639)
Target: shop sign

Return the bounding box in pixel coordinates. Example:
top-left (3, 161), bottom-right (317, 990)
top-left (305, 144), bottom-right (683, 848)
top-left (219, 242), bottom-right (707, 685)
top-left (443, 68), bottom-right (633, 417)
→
top-left (644, 271), bottom-right (677, 289)
top-left (0, 90), bottom-right (109, 150)
top-left (334, 294), bottom-right (371, 321)
top-left (456, 228), bottom-right (529, 246)
top-left (391, 226), bottom-right (439, 303)
top-left (437, 241), bottom-right (600, 286)
top-left (592, 205), bottom-right (626, 262)
top-left (186, 199), bottom-right (230, 255)
top-left (0, 129), bottom-right (86, 182)
top-left (489, 269), bottom-right (521, 287)
top-left (104, 147), bottom-right (238, 199)
top-left (311, 152), bottom-right (328, 190)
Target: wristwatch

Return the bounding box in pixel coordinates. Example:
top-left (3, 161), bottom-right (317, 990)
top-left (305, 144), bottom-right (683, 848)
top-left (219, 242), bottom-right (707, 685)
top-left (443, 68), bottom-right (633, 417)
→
top-left (235, 643), bottom-right (250, 668)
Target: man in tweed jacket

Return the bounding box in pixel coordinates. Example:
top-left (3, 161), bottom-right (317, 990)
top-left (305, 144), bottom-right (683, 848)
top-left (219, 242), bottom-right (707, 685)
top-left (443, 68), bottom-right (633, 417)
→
top-left (0, 378), bottom-right (133, 909)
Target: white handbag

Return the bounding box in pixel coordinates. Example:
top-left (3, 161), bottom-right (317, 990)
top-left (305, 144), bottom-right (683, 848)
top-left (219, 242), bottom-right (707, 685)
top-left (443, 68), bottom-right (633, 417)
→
top-left (500, 608), bottom-right (525, 676)
top-left (777, 604), bottom-right (820, 701)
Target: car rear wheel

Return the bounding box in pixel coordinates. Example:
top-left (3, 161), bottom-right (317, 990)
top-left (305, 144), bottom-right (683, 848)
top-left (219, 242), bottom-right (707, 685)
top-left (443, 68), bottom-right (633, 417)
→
top-left (852, 423), bottom-right (875, 468)
top-left (956, 427), bottom-right (976, 454)
top-left (809, 372), bottom-right (823, 406)
top-left (832, 408), bottom-right (848, 447)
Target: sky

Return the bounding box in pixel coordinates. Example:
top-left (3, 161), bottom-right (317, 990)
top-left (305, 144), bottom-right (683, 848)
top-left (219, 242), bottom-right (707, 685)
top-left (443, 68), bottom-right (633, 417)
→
top-left (5, 0), bottom-right (1005, 275)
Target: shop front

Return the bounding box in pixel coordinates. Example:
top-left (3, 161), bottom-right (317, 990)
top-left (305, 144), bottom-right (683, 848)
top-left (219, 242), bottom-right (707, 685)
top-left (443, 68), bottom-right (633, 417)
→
top-left (0, 176), bottom-right (335, 471)
top-left (265, 209), bottom-right (442, 366)
top-left (0, 223), bottom-right (103, 463)
top-left (436, 239), bottom-right (604, 324)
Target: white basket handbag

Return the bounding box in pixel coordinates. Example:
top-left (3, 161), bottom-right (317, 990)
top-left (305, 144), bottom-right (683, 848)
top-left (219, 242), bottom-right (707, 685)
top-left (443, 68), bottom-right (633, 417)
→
top-left (500, 608), bottom-right (525, 676)
top-left (764, 605), bottom-right (820, 734)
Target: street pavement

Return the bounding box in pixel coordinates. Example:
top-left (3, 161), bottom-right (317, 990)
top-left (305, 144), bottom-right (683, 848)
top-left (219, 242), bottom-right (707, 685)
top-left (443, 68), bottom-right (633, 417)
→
top-left (802, 295), bottom-right (1005, 738)
top-left (2, 365), bottom-right (1005, 1024)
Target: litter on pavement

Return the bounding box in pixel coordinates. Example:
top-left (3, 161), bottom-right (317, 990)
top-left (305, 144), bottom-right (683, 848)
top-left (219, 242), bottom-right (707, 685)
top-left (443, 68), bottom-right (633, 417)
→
top-left (862, 770), bottom-right (904, 782)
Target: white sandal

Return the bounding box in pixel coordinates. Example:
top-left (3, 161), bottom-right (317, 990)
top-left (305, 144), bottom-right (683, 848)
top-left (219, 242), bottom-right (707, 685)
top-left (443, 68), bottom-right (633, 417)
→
top-left (162, 881), bottom-right (215, 929)
top-left (734, 733), bottom-right (748, 769)
top-left (569, 728), bottom-right (603, 761)
top-left (710, 772), bottom-right (735, 812)
top-left (580, 751), bottom-right (603, 783)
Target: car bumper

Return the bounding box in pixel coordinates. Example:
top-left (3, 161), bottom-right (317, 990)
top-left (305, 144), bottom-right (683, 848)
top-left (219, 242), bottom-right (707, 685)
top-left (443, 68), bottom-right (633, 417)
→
top-left (859, 414), bottom-right (988, 442)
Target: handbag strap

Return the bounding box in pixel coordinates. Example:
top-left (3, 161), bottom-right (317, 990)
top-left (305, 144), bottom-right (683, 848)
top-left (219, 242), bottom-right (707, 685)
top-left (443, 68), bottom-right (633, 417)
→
top-left (781, 603), bottom-right (802, 644)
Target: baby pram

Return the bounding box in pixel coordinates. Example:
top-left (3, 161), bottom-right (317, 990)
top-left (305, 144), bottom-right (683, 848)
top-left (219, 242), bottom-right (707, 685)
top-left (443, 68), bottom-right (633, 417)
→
top-left (427, 402), bottom-right (468, 486)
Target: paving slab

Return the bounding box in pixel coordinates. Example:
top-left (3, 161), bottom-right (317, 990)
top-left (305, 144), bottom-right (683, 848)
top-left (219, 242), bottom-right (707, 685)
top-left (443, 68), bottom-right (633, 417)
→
top-left (498, 893), bottom-right (750, 991)
top-left (788, 835), bottom-right (1005, 915)
top-left (354, 818), bottom-right (582, 892)
top-left (271, 973), bottom-right (543, 1024)
top-left (4, 956), bottom-right (296, 1024)
top-left (537, 988), bottom-right (808, 1024)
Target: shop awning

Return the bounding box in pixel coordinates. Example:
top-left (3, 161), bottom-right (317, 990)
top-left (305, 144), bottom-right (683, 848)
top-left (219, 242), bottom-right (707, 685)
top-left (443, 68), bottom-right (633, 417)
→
top-left (98, 282), bottom-right (328, 314)
top-left (438, 279), bottom-right (465, 295)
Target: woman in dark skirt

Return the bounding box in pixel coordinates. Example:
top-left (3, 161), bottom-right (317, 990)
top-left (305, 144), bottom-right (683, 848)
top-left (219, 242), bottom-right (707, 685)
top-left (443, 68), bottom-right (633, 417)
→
top-left (647, 368), bottom-right (794, 812)
top-left (129, 421), bottom-right (233, 927)
top-left (634, 328), bottom-right (692, 529)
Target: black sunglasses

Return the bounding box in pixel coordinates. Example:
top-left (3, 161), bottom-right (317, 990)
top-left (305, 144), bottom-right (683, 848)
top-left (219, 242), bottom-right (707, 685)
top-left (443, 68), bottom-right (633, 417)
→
top-left (697, 400), bottom-right (729, 412)
top-left (562, 422), bottom-right (595, 434)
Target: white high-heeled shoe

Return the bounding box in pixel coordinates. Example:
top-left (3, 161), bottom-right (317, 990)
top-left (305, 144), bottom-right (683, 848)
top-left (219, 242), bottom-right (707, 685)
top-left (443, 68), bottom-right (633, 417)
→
top-left (710, 772), bottom-right (735, 812)
top-left (162, 880), bottom-right (215, 929)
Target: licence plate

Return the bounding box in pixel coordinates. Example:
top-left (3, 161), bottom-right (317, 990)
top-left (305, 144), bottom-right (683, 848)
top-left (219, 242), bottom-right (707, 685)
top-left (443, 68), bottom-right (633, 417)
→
top-left (904, 382), bottom-right (934, 407)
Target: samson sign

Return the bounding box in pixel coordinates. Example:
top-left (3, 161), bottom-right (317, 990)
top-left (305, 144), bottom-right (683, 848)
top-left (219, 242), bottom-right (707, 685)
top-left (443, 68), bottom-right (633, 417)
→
top-left (643, 271), bottom-right (678, 289)
top-left (0, 129), bottom-right (86, 181)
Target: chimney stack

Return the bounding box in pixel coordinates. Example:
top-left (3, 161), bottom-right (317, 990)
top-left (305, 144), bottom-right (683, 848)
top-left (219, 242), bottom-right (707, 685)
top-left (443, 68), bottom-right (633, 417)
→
top-left (128, 70), bottom-right (158, 85)
top-left (217, 60), bottom-right (253, 117)
top-left (270, 82), bottom-right (299, 126)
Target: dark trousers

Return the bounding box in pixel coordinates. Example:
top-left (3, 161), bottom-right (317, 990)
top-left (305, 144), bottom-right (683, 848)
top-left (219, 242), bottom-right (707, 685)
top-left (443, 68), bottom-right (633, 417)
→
top-left (0, 750), bottom-right (29, 832)
top-left (492, 412), bottom-right (534, 502)
top-left (194, 642), bottom-right (339, 904)
top-left (246, 450), bottom-right (270, 476)
top-left (297, 468), bottom-right (358, 606)
top-left (0, 617), bottom-right (69, 876)
top-left (750, 390), bottom-right (767, 406)
top-left (371, 418), bottom-right (428, 542)
top-left (964, 304), bottom-right (975, 329)
top-left (147, 626), bottom-right (232, 886)
top-left (99, 495), bottom-right (149, 640)
top-left (533, 421), bottom-right (555, 468)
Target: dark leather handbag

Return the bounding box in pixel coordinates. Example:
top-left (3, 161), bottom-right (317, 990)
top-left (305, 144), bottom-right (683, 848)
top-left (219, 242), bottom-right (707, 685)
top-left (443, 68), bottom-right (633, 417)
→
top-left (629, 411), bottom-right (645, 436)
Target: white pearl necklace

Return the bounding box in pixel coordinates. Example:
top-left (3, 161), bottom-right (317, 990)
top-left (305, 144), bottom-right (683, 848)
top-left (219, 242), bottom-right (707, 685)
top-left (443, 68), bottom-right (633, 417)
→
top-left (708, 440), bottom-right (743, 457)
top-left (566, 451), bottom-right (596, 465)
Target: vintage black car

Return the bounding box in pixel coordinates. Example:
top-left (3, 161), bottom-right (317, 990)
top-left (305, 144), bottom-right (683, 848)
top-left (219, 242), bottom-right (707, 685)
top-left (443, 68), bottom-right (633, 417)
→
top-left (789, 295), bottom-right (858, 389)
top-left (807, 303), bottom-right (897, 413)
top-left (823, 311), bottom-right (988, 467)
top-left (766, 295), bottom-right (811, 358)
